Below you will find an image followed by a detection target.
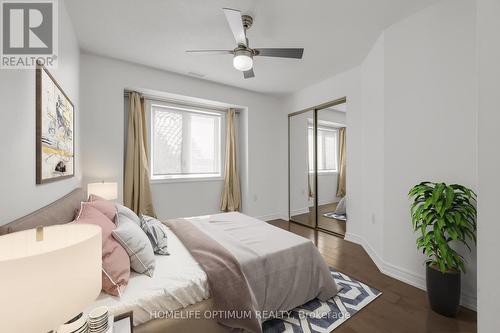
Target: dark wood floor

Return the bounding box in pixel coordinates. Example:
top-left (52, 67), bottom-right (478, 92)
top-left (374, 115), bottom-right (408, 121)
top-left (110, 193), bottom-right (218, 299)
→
top-left (268, 219), bottom-right (477, 333)
top-left (291, 202), bottom-right (347, 236)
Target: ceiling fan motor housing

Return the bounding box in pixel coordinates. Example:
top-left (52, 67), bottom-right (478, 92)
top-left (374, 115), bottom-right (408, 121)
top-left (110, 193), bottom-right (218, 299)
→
top-left (234, 48), bottom-right (253, 59)
top-left (242, 15), bottom-right (253, 30)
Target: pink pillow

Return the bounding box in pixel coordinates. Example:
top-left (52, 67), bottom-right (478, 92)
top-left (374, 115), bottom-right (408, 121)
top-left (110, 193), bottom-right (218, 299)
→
top-left (86, 194), bottom-right (117, 222)
top-left (75, 203), bottom-right (130, 296)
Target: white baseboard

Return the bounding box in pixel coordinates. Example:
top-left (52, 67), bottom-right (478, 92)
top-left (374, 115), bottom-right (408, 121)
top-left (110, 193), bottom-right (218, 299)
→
top-left (460, 292), bottom-right (477, 311)
top-left (291, 201), bottom-right (340, 218)
top-left (344, 232), bottom-right (477, 311)
top-left (318, 199), bottom-right (341, 206)
top-left (290, 208), bottom-right (310, 216)
top-left (345, 233), bottom-right (386, 272)
top-left (257, 213), bottom-right (288, 222)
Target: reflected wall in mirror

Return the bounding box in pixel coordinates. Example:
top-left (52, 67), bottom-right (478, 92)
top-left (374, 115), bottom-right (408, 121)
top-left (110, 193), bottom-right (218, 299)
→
top-left (289, 110), bottom-right (316, 227)
top-left (316, 104), bottom-right (347, 236)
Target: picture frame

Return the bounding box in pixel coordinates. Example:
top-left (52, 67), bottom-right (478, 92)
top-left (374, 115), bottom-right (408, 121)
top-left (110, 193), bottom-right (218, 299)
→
top-left (36, 64), bottom-right (75, 184)
top-left (113, 311), bottom-right (133, 333)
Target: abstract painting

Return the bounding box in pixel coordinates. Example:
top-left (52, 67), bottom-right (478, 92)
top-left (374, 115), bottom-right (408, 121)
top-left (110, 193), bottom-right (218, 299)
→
top-left (36, 65), bottom-right (74, 184)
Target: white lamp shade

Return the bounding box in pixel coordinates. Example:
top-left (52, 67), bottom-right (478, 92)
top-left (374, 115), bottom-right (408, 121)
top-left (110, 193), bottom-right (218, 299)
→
top-left (87, 182), bottom-right (118, 200)
top-left (233, 54), bottom-right (253, 71)
top-left (0, 224), bottom-right (102, 333)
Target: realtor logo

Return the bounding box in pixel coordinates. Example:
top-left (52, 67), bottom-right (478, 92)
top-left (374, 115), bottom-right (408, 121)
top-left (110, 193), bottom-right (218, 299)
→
top-left (1, 0), bottom-right (58, 68)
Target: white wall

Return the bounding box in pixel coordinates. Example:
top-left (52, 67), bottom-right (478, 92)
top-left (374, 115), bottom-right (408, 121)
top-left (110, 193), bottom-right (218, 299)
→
top-left (80, 54), bottom-right (287, 221)
top-left (317, 109), bottom-right (347, 206)
top-left (289, 111), bottom-right (313, 216)
top-left (383, 0), bottom-right (477, 307)
top-left (477, 0), bottom-right (500, 330)
top-left (360, 34), bottom-right (385, 257)
top-left (0, 1), bottom-right (81, 224)
top-left (286, 0), bottom-right (477, 309)
top-left (286, 68), bottom-right (364, 237)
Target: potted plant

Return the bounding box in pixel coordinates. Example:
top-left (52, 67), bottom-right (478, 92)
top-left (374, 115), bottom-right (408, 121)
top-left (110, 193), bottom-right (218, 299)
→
top-left (408, 182), bottom-right (476, 317)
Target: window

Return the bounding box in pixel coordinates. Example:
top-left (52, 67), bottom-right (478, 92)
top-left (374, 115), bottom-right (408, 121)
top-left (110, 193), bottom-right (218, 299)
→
top-left (150, 103), bottom-right (223, 181)
top-left (308, 124), bottom-right (339, 173)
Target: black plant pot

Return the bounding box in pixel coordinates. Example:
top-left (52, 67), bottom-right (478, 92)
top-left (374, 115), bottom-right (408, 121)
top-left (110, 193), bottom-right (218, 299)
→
top-left (426, 264), bottom-right (461, 317)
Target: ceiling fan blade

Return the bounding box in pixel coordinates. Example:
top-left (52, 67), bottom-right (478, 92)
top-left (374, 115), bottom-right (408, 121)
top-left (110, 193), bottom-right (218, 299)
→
top-left (186, 50), bottom-right (233, 55)
top-left (255, 48), bottom-right (304, 59)
top-left (243, 68), bottom-right (255, 79)
top-left (223, 8), bottom-right (247, 46)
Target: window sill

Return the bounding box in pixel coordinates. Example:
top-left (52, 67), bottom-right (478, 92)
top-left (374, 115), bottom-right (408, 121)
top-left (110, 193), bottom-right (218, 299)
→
top-left (150, 176), bottom-right (224, 184)
top-left (308, 171), bottom-right (338, 175)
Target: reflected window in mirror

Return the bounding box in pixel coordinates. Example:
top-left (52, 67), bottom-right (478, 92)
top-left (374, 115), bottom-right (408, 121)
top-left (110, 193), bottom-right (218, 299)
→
top-left (308, 121), bottom-right (339, 174)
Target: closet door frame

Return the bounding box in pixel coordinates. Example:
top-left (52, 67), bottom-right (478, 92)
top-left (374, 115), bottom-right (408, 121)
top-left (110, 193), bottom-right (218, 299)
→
top-left (288, 97), bottom-right (347, 235)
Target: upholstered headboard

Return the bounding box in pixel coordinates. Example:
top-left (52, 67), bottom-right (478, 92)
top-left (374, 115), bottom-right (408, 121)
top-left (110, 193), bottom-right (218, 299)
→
top-left (0, 188), bottom-right (86, 235)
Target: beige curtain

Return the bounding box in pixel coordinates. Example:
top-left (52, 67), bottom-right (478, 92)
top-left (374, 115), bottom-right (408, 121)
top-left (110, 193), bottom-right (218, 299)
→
top-left (124, 92), bottom-right (156, 217)
top-left (307, 143), bottom-right (314, 199)
top-left (220, 109), bottom-right (241, 212)
top-left (336, 127), bottom-right (346, 197)
top-left (308, 173), bottom-right (315, 199)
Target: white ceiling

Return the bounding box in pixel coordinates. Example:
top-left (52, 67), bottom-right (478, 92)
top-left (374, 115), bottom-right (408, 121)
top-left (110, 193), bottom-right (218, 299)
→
top-left (326, 103), bottom-right (347, 113)
top-left (66, 0), bottom-right (439, 95)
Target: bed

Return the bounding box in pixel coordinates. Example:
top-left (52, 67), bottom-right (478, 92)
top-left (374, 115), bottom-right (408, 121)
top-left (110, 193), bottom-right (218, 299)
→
top-left (0, 188), bottom-right (338, 333)
top-left (86, 225), bottom-right (211, 328)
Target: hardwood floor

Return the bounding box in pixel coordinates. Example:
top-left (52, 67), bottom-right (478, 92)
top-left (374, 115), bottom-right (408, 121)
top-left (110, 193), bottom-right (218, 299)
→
top-left (291, 202), bottom-right (347, 236)
top-left (268, 219), bottom-right (477, 333)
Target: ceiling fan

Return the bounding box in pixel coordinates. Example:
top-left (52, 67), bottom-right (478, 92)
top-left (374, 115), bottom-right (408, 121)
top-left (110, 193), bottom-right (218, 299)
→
top-left (186, 8), bottom-right (304, 79)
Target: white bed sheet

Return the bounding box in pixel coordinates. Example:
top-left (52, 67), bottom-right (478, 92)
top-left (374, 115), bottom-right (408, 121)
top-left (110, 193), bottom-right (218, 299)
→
top-left (85, 226), bottom-right (210, 326)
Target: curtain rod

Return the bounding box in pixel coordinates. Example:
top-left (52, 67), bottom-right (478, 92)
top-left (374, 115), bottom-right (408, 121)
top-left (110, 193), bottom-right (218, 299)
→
top-left (123, 90), bottom-right (240, 113)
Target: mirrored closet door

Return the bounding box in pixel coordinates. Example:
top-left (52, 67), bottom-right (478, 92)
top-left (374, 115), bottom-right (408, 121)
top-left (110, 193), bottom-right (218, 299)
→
top-left (316, 104), bottom-right (347, 235)
top-left (288, 98), bottom-right (347, 237)
top-left (289, 110), bottom-right (316, 227)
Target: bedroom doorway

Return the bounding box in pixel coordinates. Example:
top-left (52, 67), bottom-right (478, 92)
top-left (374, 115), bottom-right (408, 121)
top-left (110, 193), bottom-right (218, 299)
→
top-left (288, 97), bottom-right (347, 238)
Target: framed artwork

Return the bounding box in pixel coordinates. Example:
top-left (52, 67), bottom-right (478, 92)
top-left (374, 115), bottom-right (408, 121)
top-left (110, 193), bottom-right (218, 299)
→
top-left (36, 65), bottom-right (75, 184)
top-left (114, 311), bottom-right (133, 333)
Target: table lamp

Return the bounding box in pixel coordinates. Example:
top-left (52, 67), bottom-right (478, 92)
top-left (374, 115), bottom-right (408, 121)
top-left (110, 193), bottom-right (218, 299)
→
top-left (87, 182), bottom-right (118, 200)
top-left (0, 224), bottom-right (102, 333)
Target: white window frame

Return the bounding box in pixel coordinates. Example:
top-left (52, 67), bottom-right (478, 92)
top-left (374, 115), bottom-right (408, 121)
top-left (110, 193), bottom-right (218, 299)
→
top-left (147, 100), bottom-right (226, 183)
top-left (307, 122), bottom-right (339, 174)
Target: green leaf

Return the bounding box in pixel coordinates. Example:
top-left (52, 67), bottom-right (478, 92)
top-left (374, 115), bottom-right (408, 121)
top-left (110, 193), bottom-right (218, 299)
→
top-left (436, 201), bottom-right (444, 216)
top-left (436, 218), bottom-right (445, 231)
top-left (445, 187), bottom-right (455, 210)
top-left (408, 182), bottom-right (477, 273)
top-left (431, 183), bottom-right (445, 204)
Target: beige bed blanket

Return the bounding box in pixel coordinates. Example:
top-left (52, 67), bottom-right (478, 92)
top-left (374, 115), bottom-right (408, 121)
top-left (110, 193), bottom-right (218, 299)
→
top-left (165, 212), bottom-right (338, 333)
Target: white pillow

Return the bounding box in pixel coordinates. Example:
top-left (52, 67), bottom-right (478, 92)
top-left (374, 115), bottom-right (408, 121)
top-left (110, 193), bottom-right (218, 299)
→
top-left (335, 197), bottom-right (346, 215)
top-left (116, 203), bottom-right (140, 225)
top-left (112, 205), bottom-right (156, 277)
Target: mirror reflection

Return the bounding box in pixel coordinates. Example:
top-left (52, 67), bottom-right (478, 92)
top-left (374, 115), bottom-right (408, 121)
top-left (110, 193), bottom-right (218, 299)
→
top-left (316, 105), bottom-right (347, 236)
top-left (289, 110), bottom-right (316, 227)
top-left (289, 100), bottom-right (347, 237)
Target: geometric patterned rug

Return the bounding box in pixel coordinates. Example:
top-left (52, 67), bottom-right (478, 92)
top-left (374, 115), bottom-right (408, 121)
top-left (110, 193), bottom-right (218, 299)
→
top-left (323, 212), bottom-right (347, 221)
top-left (263, 268), bottom-right (381, 332)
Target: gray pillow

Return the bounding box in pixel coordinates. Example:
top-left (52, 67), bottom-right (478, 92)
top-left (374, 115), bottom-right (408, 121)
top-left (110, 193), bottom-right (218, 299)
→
top-left (335, 197), bottom-right (346, 215)
top-left (116, 204), bottom-right (140, 225)
top-left (140, 215), bottom-right (170, 255)
top-left (112, 210), bottom-right (155, 277)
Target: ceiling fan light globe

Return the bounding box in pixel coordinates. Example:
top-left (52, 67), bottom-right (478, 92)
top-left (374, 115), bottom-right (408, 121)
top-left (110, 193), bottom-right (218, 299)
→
top-left (233, 54), bottom-right (253, 71)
